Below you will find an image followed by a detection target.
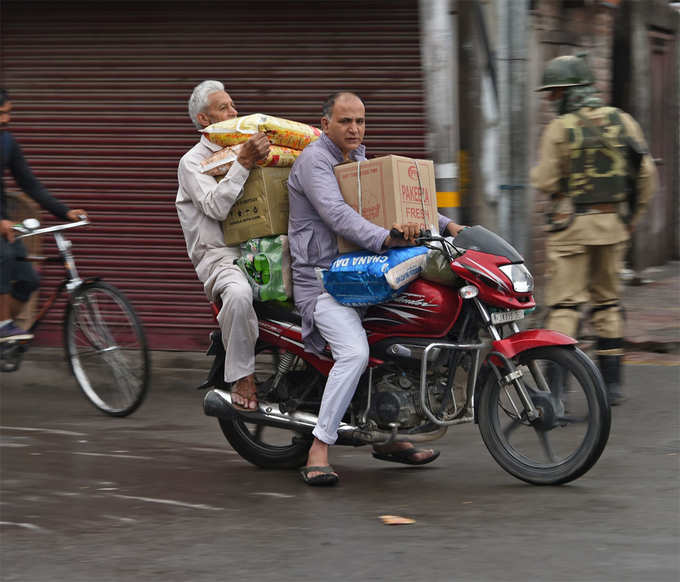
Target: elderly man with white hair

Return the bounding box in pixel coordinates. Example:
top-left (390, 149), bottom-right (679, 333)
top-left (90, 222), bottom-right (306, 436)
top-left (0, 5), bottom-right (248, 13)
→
top-left (176, 80), bottom-right (270, 410)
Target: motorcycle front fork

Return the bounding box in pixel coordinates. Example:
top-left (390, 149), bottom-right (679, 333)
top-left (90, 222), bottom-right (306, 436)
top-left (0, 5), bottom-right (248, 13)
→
top-left (479, 309), bottom-right (539, 422)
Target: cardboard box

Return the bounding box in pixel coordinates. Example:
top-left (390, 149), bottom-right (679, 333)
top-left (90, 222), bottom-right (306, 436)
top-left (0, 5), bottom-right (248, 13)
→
top-left (222, 166), bottom-right (290, 246)
top-left (333, 155), bottom-right (439, 253)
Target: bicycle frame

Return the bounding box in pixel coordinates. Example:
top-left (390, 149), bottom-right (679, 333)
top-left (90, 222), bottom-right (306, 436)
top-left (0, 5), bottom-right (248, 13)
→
top-left (3, 218), bottom-right (150, 415)
top-left (15, 219), bottom-right (91, 334)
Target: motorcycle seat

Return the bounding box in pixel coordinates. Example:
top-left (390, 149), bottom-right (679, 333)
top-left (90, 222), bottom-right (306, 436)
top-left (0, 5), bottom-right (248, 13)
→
top-left (254, 301), bottom-right (302, 326)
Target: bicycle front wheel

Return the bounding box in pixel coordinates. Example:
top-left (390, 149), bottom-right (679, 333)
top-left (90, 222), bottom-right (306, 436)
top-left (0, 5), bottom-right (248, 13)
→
top-left (64, 281), bottom-right (150, 416)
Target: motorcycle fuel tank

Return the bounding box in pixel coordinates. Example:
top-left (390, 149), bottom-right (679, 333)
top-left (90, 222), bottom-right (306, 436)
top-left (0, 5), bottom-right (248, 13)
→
top-left (363, 279), bottom-right (462, 337)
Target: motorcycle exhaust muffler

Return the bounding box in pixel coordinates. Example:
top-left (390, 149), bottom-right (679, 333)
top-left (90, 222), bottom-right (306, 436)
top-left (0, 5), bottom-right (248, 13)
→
top-left (203, 389), bottom-right (447, 445)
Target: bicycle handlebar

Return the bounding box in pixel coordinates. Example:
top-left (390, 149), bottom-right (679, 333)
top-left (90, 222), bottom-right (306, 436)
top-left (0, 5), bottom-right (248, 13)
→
top-left (13, 219), bottom-right (90, 240)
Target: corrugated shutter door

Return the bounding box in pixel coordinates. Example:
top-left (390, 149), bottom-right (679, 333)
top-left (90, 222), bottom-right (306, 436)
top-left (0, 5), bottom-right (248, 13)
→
top-left (2, 0), bottom-right (426, 350)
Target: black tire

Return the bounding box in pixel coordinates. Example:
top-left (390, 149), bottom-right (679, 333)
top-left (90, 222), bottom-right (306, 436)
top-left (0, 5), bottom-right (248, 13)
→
top-left (478, 346), bottom-right (610, 485)
top-left (218, 344), bottom-right (313, 469)
top-left (64, 281), bottom-right (150, 417)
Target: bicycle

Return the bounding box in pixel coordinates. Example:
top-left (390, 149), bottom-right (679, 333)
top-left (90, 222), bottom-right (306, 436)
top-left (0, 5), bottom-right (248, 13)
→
top-left (0, 217), bottom-right (150, 417)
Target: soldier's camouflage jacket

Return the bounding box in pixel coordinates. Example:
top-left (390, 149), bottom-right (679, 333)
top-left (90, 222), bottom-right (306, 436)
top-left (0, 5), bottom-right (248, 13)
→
top-left (531, 106), bottom-right (657, 245)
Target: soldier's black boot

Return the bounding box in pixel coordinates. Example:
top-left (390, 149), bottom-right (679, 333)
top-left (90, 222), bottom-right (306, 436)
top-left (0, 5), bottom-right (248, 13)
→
top-left (598, 354), bottom-right (625, 406)
top-left (545, 361), bottom-right (567, 416)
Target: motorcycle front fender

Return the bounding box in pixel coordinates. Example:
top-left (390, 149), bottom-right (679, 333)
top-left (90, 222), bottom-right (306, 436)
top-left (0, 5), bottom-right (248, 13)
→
top-left (491, 329), bottom-right (577, 361)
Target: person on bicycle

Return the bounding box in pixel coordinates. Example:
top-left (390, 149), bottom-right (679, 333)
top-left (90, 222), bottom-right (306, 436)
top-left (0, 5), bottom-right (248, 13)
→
top-left (0, 88), bottom-right (87, 343)
top-left (176, 80), bottom-right (270, 411)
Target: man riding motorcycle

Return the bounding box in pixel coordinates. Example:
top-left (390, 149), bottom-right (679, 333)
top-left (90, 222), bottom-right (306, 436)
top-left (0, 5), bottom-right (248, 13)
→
top-left (287, 91), bottom-right (465, 485)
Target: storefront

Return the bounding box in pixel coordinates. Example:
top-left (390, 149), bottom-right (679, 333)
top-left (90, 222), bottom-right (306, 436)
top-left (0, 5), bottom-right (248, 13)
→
top-left (2, 0), bottom-right (427, 349)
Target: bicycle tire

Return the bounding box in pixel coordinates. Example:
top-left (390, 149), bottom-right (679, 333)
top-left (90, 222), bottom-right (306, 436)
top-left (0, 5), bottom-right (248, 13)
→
top-left (64, 281), bottom-right (150, 416)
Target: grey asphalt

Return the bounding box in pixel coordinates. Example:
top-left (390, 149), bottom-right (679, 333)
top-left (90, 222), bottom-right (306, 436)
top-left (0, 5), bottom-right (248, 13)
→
top-left (1, 352), bottom-right (678, 582)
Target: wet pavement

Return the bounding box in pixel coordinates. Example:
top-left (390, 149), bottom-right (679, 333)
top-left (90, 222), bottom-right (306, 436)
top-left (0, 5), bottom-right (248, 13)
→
top-left (526, 260), bottom-right (680, 357)
top-left (1, 348), bottom-right (679, 581)
top-left (1, 261), bottom-right (679, 581)
top-left (620, 261), bottom-right (680, 354)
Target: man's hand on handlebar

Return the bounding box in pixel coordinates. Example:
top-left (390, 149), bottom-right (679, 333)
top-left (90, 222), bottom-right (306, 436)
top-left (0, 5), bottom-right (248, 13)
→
top-left (382, 220), bottom-right (468, 250)
top-left (66, 209), bottom-right (88, 222)
top-left (383, 222), bottom-right (421, 248)
top-left (0, 219), bottom-right (16, 243)
top-left (446, 222), bottom-right (467, 237)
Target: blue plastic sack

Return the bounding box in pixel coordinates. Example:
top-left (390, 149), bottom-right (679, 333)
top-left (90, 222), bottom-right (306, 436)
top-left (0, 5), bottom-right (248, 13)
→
top-left (321, 246), bottom-right (428, 306)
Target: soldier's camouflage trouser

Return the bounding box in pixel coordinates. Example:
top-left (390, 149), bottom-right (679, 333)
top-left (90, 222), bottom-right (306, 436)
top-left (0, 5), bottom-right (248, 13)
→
top-left (545, 240), bottom-right (626, 355)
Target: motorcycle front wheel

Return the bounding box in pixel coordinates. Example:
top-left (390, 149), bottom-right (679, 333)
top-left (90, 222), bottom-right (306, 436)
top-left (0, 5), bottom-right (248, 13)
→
top-left (478, 346), bottom-right (610, 485)
top-left (218, 344), bottom-right (314, 469)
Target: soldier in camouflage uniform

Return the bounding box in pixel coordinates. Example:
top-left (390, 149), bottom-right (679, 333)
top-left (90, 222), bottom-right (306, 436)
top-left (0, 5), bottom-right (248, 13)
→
top-left (531, 55), bottom-right (657, 405)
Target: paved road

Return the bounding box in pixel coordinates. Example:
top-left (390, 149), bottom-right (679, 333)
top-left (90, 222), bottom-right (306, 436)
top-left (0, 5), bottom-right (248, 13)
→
top-left (1, 353), bottom-right (678, 582)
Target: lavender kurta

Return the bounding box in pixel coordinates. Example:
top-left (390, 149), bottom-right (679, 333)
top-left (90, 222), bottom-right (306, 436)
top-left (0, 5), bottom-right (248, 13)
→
top-left (288, 133), bottom-right (452, 353)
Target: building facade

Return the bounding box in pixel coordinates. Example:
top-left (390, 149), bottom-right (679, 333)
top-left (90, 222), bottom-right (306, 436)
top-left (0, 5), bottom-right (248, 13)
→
top-left (2, 0), bottom-right (678, 349)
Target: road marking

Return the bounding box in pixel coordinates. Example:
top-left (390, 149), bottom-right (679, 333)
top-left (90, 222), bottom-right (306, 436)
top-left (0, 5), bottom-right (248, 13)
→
top-left (0, 426), bottom-right (86, 436)
top-left (101, 515), bottom-right (137, 523)
top-left (188, 447), bottom-right (238, 454)
top-left (251, 492), bottom-right (295, 499)
top-left (73, 452), bottom-right (153, 460)
top-left (625, 360), bottom-right (680, 367)
top-left (0, 521), bottom-right (47, 533)
top-left (110, 494), bottom-right (224, 511)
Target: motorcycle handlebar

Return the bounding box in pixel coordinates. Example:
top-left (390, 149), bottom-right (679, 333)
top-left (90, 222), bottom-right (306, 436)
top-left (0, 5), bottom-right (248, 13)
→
top-left (387, 228), bottom-right (463, 262)
top-left (389, 227), bottom-right (432, 242)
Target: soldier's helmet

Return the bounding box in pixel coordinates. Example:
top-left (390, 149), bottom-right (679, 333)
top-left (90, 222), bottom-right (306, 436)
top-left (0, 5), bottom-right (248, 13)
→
top-left (536, 55), bottom-right (593, 91)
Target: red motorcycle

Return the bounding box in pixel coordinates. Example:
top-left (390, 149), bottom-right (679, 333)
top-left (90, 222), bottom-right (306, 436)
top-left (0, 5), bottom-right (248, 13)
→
top-left (202, 226), bottom-right (610, 485)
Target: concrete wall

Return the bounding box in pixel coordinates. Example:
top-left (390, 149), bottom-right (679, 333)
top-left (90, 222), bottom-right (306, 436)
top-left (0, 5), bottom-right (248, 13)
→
top-left (527, 0), bottom-right (617, 299)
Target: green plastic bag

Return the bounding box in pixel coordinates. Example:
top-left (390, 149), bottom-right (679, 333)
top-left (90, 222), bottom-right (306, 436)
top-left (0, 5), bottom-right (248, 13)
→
top-left (236, 235), bottom-right (292, 302)
top-left (421, 238), bottom-right (463, 287)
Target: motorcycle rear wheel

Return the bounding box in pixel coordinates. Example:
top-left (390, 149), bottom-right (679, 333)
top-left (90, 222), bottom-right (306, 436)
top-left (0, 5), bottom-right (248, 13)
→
top-left (218, 345), bottom-right (313, 469)
top-left (478, 346), bottom-right (610, 485)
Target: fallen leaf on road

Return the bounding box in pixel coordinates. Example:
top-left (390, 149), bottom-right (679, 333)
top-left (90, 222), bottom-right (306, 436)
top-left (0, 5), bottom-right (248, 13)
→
top-left (379, 515), bottom-right (415, 525)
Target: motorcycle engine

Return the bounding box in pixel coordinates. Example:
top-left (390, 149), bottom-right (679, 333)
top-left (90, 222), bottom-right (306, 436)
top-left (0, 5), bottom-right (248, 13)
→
top-left (369, 371), bottom-right (422, 429)
top-left (368, 364), bottom-right (469, 430)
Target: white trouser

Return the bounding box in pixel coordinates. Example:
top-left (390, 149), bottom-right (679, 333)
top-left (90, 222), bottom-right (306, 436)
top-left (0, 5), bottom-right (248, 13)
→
top-left (205, 260), bottom-right (259, 383)
top-left (312, 293), bottom-right (369, 445)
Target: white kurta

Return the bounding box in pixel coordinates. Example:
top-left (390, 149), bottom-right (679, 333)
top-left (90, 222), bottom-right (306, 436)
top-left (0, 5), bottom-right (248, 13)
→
top-left (176, 135), bottom-right (258, 382)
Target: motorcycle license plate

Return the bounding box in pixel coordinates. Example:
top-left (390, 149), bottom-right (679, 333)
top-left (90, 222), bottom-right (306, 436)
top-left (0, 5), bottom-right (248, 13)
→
top-left (491, 309), bottom-right (525, 325)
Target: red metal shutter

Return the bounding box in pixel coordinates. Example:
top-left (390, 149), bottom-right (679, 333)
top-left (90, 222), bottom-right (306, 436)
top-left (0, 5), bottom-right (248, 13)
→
top-left (2, 0), bottom-right (426, 350)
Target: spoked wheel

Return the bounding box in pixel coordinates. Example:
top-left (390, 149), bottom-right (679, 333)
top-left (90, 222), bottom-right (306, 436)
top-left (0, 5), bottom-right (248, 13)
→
top-left (64, 281), bottom-right (150, 417)
top-left (218, 344), bottom-right (315, 469)
top-left (478, 346), bottom-right (610, 485)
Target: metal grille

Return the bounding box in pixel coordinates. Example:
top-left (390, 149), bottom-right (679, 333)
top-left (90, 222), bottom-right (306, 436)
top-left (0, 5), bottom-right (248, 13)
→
top-left (2, 0), bottom-right (426, 350)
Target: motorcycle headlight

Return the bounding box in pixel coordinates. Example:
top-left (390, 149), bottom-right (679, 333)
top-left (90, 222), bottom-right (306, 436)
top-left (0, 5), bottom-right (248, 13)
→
top-left (499, 264), bottom-right (534, 293)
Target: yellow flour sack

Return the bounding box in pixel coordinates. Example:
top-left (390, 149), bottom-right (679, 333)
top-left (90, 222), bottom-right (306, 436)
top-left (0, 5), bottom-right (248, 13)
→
top-left (202, 114), bottom-right (322, 150)
top-left (201, 144), bottom-right (301, 176)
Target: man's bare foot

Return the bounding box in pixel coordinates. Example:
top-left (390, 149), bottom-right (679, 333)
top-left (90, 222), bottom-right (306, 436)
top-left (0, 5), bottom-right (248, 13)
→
top-left (231, 374), bottom-right (258, 411)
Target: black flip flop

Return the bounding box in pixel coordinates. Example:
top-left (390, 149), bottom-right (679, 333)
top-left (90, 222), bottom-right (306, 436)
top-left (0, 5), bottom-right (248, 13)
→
top-left (372, 447), bottom-right (440, 466)
top-left (300, 465), bottom-right (339, 486)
